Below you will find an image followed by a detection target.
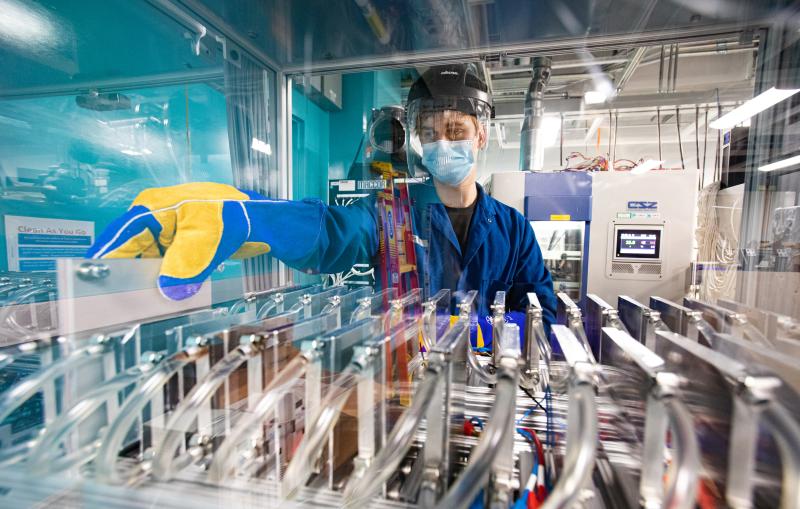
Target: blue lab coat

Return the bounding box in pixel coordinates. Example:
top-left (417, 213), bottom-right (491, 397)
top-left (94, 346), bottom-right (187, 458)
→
top-left (281, 182), bottom-right (556, 342)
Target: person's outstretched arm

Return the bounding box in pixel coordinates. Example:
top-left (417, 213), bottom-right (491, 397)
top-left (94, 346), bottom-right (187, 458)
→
top-left (86, 182), bottom-right (378, 300)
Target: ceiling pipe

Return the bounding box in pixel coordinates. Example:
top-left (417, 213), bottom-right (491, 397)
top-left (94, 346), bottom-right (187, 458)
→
top-left (615, 47), bottom-right (647, 94)
top-left (519, 56), bottom-right (552, 171)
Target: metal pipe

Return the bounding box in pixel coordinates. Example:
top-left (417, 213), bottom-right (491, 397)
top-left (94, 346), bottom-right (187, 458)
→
top-left (490, 57), bottom-right (630, 75)
top-left (615, 47), bottom-right (647, 94)
top-left (281, 24), bottom-right (753, 74)
top-left (671, 44), bottom-right (680, 92)
top-left (435, 364), bottom-right (518, 508)
top-left (519, 57), bottom-right (552, 171)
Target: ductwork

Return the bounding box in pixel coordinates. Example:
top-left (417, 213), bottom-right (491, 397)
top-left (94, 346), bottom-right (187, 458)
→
top-left (519, 56), bottom-right (552, 171)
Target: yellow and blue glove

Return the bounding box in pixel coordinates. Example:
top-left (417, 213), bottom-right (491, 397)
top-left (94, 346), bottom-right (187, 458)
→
top-left (86, 182), bottom-right (327, 300)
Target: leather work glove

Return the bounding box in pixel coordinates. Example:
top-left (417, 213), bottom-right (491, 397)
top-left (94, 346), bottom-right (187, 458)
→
top-left (86, 182), bottom-right (325, 300)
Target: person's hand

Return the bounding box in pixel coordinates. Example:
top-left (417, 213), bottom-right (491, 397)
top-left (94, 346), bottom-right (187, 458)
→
top-left (87, 182), bottom-right (272, 300)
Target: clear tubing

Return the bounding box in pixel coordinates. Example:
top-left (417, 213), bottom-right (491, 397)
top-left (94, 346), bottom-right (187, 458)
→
top-left (568, 314), bottom-right (595, 363)
top-left (0, 352), bottom-right (13, 370)
top-left (151, 348), bottom-right (251, 480)
top-left (154, 312), bottom-right (339, 480)
top-left (229, 285), bottom-right (301, 315)
top-left (383, 289), bottom-right (423, 331)
top-left (343, 366), bottom-right (442, 507)
top-left (321, 287), bottom-right (372, 317)
top-left (27, 367), bottom-right (151, 472)
top-left (94, 351), bottom-right (202, 484)
top-left (0, 439), bottom-right (36, 467)
top-left (349, 288), bottom-right (398, 323)
top-left (256, 299), bottom-right (279, 320)
top-left (206, 355), bottom-right (309, 483)
top-left (0, 285), bottom-right (55, 335)
top-left (467, 345), bottom-right (496, 384)
top-left (607, 315), bottom-right (631, 335)
top-left (295, 286), bottom-right (348, 318)
top-left (662, 397), bottom-right (700, 509)
top-left (435, 370), bottom-right (517, 508)
top-left (0, 341), bottom-right (109, 425)
top-left (257, 285), bottom-right (325, 320)
top-left (281, 366), bottom-right (360, 498)
top-left (762, 403), bottom-right (800, 509)
top-left (422, 289), bottom-right (451, 351)
top-left (539, 382), bottom-right (598, 509)
top-left (740, 321), bottom-right (773, 348)
top-left (435, 319), bottom-right (470, 355)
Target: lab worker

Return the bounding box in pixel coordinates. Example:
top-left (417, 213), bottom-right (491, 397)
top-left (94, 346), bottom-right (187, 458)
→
top-left (87, 64), bottom-right (556, 345)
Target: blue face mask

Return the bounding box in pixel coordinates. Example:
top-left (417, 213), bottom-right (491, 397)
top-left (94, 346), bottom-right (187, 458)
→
top-left (421, 140), bottom-right (475, 186)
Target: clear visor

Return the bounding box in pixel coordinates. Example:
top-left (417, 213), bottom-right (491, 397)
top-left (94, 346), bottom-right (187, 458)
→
top-left (406, 96), bottom-right (491, 178)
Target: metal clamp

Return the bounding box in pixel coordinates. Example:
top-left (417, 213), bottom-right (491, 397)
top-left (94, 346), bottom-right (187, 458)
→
top-left (76, 262), bottom-right (110, 281)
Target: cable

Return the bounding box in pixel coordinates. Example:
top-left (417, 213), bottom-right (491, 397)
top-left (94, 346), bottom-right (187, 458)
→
top-left (676, 106), bottom-right (685, 169)
top-left (612, 111), bottom-right (619, 169)
top-left (656, 107), bottom-right (662, 168)
top-left (517, 385), bottom-right (547, 416)
top-left (702, 106), bottom-right (709, 173)
top-left (695, 105), bottom-right (701, 173)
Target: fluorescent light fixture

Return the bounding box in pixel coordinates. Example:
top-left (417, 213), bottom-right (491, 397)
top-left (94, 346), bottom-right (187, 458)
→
top-left (631, 159), bottom-right (663, 174)
top-left (709, 87), bottom-right (800, 130)
top-left (584, 90), bottom-right (608, 105)
top-left (759, 154), bottom-right (800, 172)
top-left (120, 149), bottom-right (142, 156)
top-left (251, 137), bottom-right (272, 155)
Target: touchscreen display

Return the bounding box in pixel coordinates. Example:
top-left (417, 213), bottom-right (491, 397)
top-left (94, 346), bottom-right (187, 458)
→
top-left (615, 229), bottom-right (661, 259)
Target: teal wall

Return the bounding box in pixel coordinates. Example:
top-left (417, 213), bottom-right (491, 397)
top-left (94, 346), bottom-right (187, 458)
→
top-left (291, 88), bottom-right (330, 202)
top-left (291, 69), bottom-right (403, 201)
top-left (0, 82), bottom-right (233, 273)
top-left (327, 70), bottom-right (403, 181)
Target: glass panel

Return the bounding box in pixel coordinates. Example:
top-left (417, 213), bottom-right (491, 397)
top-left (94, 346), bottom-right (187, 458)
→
top-left (1, 2), bottom-right (799, 509)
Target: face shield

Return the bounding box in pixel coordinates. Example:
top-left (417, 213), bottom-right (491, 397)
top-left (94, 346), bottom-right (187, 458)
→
top-left (406, 96), bottom-right (491, 185)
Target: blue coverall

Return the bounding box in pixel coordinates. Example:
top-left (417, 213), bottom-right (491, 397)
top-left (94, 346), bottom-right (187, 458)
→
top-left (274, 182), bottom-right (557, 343)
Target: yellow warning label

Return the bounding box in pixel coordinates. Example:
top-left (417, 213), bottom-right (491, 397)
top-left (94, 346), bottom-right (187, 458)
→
top-left (550, 214), bottom-right (571, 221)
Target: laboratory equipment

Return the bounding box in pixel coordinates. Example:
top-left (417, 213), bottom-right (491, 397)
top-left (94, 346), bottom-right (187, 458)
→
top-left (1, 1), bottom-right (799, 508)
top-left (494, 172), bottom-right (592, 305)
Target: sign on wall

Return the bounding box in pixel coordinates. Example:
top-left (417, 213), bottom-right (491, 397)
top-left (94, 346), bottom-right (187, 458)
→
top-left (5, 216), bottom-right (94, 272)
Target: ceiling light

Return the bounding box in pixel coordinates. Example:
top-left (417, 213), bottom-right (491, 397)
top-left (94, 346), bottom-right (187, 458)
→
top-left (584, 90), bottom-right (608, 105)
top-left (631, 159), bottom-right (663, 174)
top-left (709, 87), bottom-right (800, 130)
top-left (759, 154), bottom-right (800, 173)
top-left (251, 137), bottom-right (272, 155)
